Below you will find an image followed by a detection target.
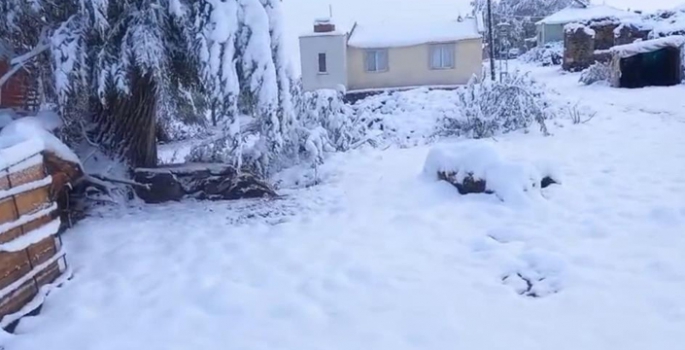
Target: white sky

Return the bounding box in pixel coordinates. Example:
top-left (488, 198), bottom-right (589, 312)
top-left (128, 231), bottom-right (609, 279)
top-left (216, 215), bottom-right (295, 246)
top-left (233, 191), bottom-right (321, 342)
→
top-left (602, 0), bottom-right (683, 12)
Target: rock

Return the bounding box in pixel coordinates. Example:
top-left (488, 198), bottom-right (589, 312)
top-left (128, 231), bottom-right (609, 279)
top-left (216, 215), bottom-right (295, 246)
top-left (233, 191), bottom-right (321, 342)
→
top-left (133, 171), bottom-right (185, 203)
top-left (437, 171), bottom-right (491, 195)
top-left (133, 163), bottom-right (276, 203)
top-left (541, 176), bottom-right (558, 189)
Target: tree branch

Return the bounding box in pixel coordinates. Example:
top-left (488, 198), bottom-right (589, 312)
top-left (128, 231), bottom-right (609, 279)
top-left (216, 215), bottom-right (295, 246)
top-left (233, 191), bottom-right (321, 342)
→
top-left (89, 174), bottom-right (151, 190)
top-left (0, 28), bottom-right (50, 89)
top-left (9, 42), bottom-right (50, 66)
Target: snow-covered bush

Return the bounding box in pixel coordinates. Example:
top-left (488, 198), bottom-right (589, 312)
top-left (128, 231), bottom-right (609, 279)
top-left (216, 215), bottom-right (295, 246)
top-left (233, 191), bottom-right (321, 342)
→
top-left (579, 62), bottom-right (612, 85)
top-left (519, 42), bottom-right (563, 66)
top-left (440, 72), bottom-right (551, 139)
top-left (292, 87), bottom-right (365, 153)
top-left (351, 88), bottom-right (460, 147)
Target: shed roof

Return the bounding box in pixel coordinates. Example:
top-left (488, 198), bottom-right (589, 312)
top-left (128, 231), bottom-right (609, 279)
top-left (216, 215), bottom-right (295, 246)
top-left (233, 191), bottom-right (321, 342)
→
top-left (610, 35), bottom-right (685, 58)
top-left (537, 5), bottom-right (639, 25)
top-left (347, 18), bottom-right (482, 48)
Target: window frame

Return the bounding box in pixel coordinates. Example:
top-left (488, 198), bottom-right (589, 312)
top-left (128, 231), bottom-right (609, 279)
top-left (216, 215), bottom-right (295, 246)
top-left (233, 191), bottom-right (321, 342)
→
top-left (318, 52), bottom-right (328, 74)
top-left (429, 44), bottom-right (456, 70)
top-left (364, 49), bottom-right (389, 73)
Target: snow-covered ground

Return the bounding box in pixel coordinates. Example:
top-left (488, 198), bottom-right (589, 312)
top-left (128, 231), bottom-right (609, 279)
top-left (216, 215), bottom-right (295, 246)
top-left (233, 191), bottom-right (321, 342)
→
top-left (3, 63), bottom-right (685, 349)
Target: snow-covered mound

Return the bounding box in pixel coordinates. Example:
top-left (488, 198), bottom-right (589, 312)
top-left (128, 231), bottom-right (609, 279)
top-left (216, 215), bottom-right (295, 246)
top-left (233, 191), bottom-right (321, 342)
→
top-left (422, 141), bottom-right (554, 203)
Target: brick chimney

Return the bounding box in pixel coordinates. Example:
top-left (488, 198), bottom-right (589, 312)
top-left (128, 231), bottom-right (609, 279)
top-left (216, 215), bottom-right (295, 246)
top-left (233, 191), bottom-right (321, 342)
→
top-left (314, 18), bottom-right (336, 33)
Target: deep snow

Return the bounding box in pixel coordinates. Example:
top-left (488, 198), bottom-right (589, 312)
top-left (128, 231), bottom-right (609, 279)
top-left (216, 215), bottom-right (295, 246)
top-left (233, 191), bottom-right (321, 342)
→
top-left (3, 62), bottom-right (685, 349)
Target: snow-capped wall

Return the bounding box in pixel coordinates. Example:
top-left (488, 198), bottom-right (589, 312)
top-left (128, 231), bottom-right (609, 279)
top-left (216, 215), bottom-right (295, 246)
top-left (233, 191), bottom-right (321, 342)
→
top-left (0, 111), bottom-right (72, 330)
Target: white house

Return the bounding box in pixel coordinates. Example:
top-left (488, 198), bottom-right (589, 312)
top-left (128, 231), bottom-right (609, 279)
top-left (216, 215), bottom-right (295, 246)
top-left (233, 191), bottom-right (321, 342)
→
top-left (536, 4), bottom-right (640, 45)
top-left (299, 17), bottom-right (484, 93)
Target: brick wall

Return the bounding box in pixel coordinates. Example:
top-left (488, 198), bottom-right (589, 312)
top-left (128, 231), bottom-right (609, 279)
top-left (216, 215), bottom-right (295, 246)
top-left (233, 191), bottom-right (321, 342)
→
top-left (0, 60), bottom-right (29, 110)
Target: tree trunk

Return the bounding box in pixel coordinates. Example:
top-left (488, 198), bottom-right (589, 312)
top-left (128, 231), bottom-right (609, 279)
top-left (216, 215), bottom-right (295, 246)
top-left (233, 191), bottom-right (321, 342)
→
top-left (95, 70), bottom-right (158, 169)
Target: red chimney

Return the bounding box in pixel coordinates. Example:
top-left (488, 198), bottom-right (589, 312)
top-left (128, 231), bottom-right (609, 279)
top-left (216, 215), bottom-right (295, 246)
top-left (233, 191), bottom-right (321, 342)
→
top-left (314, 18), bottom-right (336, 33)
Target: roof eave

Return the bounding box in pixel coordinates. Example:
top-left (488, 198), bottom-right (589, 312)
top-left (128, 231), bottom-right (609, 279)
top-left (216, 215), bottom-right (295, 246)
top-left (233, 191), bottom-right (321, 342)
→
top-left (348, 35), bottom-right (483, 49)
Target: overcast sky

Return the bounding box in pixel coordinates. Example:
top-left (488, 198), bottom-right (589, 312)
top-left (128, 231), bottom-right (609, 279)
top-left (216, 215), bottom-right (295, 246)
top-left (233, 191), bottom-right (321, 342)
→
top-left (603, 0), bottom-right (683, 11)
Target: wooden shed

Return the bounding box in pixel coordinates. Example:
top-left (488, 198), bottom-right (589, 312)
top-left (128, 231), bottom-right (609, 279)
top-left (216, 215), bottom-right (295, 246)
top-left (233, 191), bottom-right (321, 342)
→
top-left (609, 36), bottom-right (685, 88)
top-left (0, 138), bottom-right (70, 331)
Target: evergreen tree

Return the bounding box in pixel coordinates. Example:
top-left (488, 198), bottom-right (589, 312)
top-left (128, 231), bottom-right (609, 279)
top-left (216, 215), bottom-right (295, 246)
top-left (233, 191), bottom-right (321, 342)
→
top-left (472, 0), bottom-right (575, 50)
top-left (1, 0), bottom-right (205, 168)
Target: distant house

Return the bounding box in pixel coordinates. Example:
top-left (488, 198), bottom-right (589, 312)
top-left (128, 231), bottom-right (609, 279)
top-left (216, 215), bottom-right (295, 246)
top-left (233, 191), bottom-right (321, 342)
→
top-left (299, 17), bottom-right (484, 93)
top-left (537, 4), bottom-right (639, 45)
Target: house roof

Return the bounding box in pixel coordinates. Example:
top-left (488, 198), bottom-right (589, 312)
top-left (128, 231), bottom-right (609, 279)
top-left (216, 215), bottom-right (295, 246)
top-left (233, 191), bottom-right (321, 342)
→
top-left (347, 18), bottom-right (482, 49)
top-left (537, 5), bottom-right (639, 25)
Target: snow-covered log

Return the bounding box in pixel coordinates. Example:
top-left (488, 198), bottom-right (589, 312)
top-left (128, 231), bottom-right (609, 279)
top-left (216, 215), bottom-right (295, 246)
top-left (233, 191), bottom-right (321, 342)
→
top-left (133, 163), bottom-right (277, 203)
top-left (423, 142), bottom-right (559, 203)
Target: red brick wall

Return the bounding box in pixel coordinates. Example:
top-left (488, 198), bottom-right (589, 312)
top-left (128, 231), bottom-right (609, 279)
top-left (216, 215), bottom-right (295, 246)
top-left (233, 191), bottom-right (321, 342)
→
top-left (0, 60), bottom-right (29, 110)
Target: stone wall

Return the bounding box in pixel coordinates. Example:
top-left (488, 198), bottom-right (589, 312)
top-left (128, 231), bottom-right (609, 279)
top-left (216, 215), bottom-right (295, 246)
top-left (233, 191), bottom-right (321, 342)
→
top-left (564, 25), bottom-right (595, 72)
top-left (614, 23), bottom-right (651, 46)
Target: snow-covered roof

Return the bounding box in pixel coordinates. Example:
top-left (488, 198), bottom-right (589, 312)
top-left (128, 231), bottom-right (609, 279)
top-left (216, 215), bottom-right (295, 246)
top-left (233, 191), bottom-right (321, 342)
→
top-left (564, 22), bottom-right (596, 37)
top-left (537, 5), bottom-right (639, 25)
top-left (347, 18), bottom-right (482, 48)
top-left (610, 35), bottom-right (685, 58)
top-left (650, 10), bottom-right (685, 36)
top-left (0, 110), bottom-right (80, 171)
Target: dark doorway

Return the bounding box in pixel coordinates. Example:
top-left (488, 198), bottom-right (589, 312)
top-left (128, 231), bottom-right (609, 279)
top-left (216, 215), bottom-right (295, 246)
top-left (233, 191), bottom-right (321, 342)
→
top-left (619, 47), bottom-right (682, 88)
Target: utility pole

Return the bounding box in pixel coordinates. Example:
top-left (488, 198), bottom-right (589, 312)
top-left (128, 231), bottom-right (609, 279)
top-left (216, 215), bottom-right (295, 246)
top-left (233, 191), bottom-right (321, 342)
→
top-left (486, 0), bottom-right (496, 81)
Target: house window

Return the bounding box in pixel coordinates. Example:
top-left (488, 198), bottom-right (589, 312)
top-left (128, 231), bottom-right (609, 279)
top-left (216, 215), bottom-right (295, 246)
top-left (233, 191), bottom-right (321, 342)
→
top-left (318, 53), bottom-right (327, 73)
top-left (365, 49), bottom-right (388, 72)
top-left (430, 44), bottom-right (455, 69)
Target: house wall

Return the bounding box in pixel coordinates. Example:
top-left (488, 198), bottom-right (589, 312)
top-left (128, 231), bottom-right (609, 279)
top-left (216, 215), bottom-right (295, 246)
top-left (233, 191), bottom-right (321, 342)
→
top-left (539, 23), bottom-right (565, 45)
top-left (346, 38), bottom-right (483, 91)
top-left (299, 34), bottom-right (347, 92)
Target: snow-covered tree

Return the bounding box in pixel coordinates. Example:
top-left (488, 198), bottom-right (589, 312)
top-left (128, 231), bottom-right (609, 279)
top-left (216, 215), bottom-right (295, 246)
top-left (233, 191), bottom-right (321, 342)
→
top-left (3, 0), bottom-right (353, 182)
top-left (195, 0), bottom-right (240, 127)
top-left (472, 0), bottom-right (575, 50)
top-left (1, 0), bottom-right (206, 168)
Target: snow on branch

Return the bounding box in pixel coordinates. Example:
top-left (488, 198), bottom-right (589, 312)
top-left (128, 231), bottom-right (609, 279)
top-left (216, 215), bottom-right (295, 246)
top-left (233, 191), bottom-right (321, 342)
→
top-left (0, 28), bottom-right (50, 89)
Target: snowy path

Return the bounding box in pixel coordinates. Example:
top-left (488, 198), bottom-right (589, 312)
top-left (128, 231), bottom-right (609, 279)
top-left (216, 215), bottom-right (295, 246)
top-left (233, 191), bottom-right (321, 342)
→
top-left (5, 66), bottom-right (685, 349)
